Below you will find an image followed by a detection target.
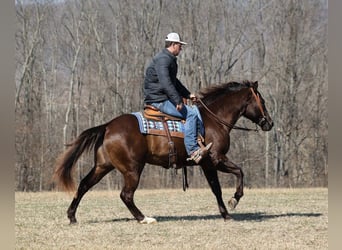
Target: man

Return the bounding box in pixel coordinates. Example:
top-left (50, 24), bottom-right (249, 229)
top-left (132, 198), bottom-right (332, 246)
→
top-left (143, 32), bottom-right (212, 164)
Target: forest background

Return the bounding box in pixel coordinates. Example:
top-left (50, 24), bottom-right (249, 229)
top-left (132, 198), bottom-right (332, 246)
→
top-left (15, 0), bottom-right (328, 191)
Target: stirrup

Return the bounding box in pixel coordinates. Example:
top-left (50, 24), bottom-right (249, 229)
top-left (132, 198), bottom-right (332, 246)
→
top-left (187, 142), bottom-right (213, 164)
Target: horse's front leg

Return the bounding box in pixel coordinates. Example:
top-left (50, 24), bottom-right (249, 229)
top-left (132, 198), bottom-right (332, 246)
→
top-left (217, 158), bottom-right (244, 210)
top-left (201, 162), bottom-right (232, 220)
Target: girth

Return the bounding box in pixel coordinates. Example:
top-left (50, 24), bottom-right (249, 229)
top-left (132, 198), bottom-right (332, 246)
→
top-left (143, 105), bottom-right (184, 168)
top-left (141, 105), bottom-right (205, 191)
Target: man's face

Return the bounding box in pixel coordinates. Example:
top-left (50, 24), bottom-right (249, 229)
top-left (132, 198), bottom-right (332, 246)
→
top-left (172, 43), bottom-right (183, 56)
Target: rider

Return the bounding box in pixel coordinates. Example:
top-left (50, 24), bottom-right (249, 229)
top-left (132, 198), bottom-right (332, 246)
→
top-left (143, 32), bottom-right (212, 164)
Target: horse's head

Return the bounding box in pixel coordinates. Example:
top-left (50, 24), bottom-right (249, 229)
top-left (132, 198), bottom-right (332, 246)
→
top-left (198, 80), bottom-right (273, 131)
top-left (243, 81), bottom-right (273, 131)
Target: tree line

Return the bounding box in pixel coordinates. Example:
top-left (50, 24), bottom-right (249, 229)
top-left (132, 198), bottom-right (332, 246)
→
top-left (15, 0), bottom-right (328, 191)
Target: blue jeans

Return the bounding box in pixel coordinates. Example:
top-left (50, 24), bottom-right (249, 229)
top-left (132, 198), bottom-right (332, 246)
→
top-left (151, 100), bottom-right (204, 155)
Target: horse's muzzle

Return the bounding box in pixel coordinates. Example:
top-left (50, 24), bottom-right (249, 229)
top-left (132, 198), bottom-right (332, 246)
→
top-left (259, 116), bottom-right (274, 131)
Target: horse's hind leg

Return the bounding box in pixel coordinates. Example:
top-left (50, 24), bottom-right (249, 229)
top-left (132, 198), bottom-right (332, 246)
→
top-left (67, 164), bottom-right (113, 224)
top-left (119, 170), bottom-right (156, 224)
top-left (201, 167), bottom-right (232, 220)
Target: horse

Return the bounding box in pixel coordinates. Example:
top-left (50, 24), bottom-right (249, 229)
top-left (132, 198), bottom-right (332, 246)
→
top-left (53, 80), bottom-right (273, 224)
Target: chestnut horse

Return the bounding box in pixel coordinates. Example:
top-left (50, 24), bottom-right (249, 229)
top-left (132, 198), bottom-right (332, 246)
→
top-left (53, 80), bottom-right (273, 224)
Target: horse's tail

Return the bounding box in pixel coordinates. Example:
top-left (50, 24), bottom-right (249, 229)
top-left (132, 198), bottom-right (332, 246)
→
top-left (53, 123), bottom-right (108, 192)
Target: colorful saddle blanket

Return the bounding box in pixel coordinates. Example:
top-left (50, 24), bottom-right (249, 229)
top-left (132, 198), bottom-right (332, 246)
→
top-left (132, 112), bottom-right (184, 138)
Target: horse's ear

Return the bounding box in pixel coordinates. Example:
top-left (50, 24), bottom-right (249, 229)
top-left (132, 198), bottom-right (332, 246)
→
top-left (253, 81), bottom-right (258, 89)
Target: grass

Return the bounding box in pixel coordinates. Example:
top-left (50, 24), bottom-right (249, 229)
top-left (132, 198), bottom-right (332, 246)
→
top-left (15, 188), bottom-right (328, 249)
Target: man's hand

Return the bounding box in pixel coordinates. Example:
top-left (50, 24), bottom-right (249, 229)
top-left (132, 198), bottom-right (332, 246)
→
top-left (189, 93), bottom-right (198, 102)
top-left (176, 103), bottom-right (183, 111)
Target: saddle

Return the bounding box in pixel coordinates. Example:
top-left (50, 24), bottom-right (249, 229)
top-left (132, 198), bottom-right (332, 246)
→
top-left (142, 105), bottom-right (206, 168)
top-left (143, 105), bottom-right (184, 122)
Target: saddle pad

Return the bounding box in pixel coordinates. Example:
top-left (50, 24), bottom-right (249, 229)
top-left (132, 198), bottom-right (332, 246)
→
top-left (132, 112), bottom-right (184, 138)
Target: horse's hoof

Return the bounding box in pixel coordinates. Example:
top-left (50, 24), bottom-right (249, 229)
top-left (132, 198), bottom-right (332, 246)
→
top-left (223, 215), bottom-right (233, 221)
top-left (228, 197), bottom-right (238, 210)
top-left (139, 216), bottom-right (157, 224)
top-left (69, 220), bottom-right (77, 225)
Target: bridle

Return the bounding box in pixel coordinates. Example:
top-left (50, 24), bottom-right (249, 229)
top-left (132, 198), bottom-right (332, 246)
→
top-left (250, 87), bottom-right (268, 127)
top-left (196, 87), bottom-right (267, 131)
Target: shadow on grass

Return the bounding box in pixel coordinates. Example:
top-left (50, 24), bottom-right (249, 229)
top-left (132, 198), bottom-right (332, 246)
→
top-left (231, 212), bottom-right (323, 221)
top-left (155, 212), bottom-right (323, 222)
top-left (87, 212), bottom-right (322, 224)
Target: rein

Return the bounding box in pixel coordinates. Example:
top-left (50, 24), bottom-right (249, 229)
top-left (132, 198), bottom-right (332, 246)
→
top-left (197, 89), bottom-right (260, 132)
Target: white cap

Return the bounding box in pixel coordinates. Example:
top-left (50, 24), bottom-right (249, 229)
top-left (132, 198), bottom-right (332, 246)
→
top-left (165, 32), bottom-right (187, 45)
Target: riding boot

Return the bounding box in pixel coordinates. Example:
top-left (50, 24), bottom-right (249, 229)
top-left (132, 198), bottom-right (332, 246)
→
top-left (187, 142), bottom-right (213, 164)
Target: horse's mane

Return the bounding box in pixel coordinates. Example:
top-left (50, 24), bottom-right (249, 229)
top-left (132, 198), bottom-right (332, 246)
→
top-left (198, 80), bottom-right (253, 104)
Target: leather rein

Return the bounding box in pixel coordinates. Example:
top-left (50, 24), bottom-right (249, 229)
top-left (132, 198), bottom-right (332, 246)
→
top-left (196, 87), bottom-right (264, 132)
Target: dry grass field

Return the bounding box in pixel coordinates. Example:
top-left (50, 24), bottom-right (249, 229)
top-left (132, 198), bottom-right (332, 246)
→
top-left (15, 188), bottom-right (327, 250)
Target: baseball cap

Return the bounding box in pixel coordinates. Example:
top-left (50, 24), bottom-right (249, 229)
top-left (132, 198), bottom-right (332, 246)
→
top-left (165, 32), bottom-right (187, 45)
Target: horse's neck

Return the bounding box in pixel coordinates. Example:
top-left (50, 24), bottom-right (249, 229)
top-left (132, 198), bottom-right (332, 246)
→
top-left (204, 89), bottom-right (249, 126)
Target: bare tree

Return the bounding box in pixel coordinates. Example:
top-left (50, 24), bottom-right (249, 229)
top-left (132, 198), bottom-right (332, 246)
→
top-left (15, 0), bottom-right (46, 191)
